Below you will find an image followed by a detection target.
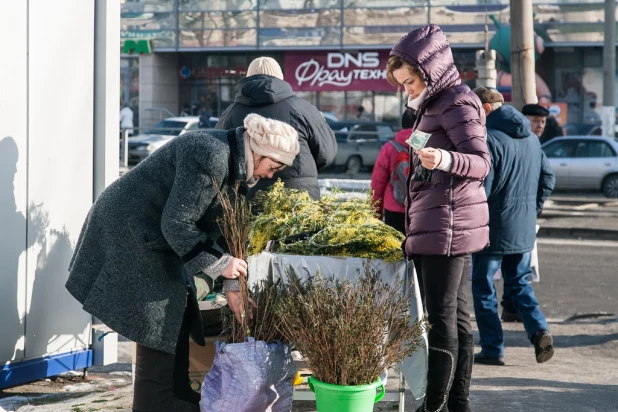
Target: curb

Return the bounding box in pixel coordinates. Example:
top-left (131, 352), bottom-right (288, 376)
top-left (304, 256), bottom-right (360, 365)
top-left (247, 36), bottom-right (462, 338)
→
top-left (537, 226), bottom-right (618, 241)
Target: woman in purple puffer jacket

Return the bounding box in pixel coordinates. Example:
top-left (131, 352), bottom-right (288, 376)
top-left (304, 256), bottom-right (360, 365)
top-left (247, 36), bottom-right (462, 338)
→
top-left (387, 25), bottom-right (490, 412)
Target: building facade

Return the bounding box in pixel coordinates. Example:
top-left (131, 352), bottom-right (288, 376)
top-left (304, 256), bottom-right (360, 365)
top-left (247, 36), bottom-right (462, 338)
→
top-left (120, 0), bottom-right (618, 129)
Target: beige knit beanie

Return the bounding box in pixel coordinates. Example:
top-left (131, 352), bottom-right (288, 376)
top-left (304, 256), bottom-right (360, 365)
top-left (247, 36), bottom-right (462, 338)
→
top-left (246, 57), bottom-right (284, 80)
top-left (244, 114), bottom-right (299, 166)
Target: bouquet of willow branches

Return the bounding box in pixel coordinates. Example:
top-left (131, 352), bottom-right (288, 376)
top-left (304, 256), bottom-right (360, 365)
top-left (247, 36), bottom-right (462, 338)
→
top-left (214, 182), bottom-right (287, 344)
top-left (275, 263), bottom-right (429, 386)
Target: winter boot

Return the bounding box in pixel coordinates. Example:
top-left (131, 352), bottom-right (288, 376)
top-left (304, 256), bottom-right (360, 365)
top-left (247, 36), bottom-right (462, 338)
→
top-left (417, 332), bottom-right (459, 412)
top-left (447, 333), bottom-right (474, 412)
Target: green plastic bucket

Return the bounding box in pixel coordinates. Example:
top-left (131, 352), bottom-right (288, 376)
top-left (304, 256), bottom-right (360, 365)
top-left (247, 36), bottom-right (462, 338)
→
top-left (308, 376), bottom-right (385, 412)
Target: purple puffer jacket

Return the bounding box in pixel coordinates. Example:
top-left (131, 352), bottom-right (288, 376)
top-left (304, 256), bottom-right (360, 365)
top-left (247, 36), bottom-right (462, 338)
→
top-left (390, 24), bottom-right (490, 258)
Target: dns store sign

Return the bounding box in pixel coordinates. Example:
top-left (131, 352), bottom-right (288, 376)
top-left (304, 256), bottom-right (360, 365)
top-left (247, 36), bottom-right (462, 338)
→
top-left (284, 51), bottom-right (394, 92)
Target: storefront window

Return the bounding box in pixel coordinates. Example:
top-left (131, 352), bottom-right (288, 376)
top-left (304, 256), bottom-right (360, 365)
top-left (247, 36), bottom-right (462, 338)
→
top-left (179, 0), bottom-right (255, 11)
top-left (120, 57), bottom-right (140, 126)
top-left (178, 11), bottom-right (257, 29)
top-left (122, 0), bottom-right (175, 13)
top-left (317, 92), bottom-right (345, 121)
top-left (260, 0), bottom-right (341, 10)
top-left (179, 28), bottom-right (257, 47)
top-left (259, 9), bottom-right (341, 28)
top-left (259, 27), bottom-right (340, 47)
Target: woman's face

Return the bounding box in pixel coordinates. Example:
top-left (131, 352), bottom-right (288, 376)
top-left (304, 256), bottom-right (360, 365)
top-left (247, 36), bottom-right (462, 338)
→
top-left (392, 66), bottom-right (426, 100)
top-left (253, 155), bottom-right (286, 180)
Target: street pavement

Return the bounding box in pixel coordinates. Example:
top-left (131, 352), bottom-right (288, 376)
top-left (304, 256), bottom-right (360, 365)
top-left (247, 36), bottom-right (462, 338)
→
top-left (1, 187), bottom-right (617, 412)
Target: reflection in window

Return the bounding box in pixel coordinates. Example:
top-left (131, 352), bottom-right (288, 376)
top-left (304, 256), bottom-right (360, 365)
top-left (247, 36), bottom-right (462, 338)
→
top-left (121, 12), bottom-right (176, 30)
top-left (343, 7), bottom-right (426, 27)
top-left (260, 0), bottom-right (340, 10)
top-left (122, 0), bottom-right (175, 13)
top-left (344, 0), bottom-right (428, 6)
top-left (343, 26), bottom-right (421, 46)
top-left (259, 27), bottom-right (340, 47)
top-left (259, 9), bottom-right (340, 28)
top-left (179, 29), bottom-right (257, 47)
top-left (178, 0), bottom-right (255, 11)
top-left (178, 11), bottom-right (257, 29)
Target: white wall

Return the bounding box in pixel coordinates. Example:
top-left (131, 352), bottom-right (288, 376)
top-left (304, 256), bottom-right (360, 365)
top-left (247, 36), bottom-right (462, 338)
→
top-left (0, 0), bottom-right (29, 363)
top-left (0, 0), bottom-right (116, 364)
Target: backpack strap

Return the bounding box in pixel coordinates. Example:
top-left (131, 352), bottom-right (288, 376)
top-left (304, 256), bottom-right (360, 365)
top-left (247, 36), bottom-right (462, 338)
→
top-left (389, 140), bottom-right (407, 152)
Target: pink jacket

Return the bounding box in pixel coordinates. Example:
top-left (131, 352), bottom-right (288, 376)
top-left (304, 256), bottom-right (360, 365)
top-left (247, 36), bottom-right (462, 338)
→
top-left (371, 128), bottom-right (413, 217)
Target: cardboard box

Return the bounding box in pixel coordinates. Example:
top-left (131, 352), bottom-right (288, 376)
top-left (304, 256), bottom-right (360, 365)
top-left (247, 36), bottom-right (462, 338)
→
top-left (188, 336), bottom-right (218, 392)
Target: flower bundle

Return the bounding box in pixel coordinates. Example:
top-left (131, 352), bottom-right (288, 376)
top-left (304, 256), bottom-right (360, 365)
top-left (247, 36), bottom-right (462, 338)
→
top-left (275, 264), bottom-right (429, 386)
top-left (249, 181), bottom-right (405, 262)
top-left (214, 182), bottom-right (287, 344)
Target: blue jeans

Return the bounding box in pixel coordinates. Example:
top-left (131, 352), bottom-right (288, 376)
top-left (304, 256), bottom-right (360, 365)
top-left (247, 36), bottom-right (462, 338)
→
top-left (472, 252), bottom-right (549, 358)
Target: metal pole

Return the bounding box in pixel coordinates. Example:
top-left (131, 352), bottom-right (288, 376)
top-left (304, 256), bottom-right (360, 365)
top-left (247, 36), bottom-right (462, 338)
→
top-left (122, 129), bottom-right (129, 169)
top-left (475, 49), bottom-right (497, 89)
top-left (509, 0), bottom-right (536, 110)
top-left (602, 0), bottom-right (616, 137)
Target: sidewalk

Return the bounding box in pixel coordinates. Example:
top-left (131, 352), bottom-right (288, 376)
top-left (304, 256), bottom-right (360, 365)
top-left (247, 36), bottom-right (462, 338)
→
top-left (2, 316), bottom-right (616, 412)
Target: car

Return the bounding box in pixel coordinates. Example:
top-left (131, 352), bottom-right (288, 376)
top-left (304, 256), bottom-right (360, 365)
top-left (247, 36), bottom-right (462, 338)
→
top-left (562, 122), bottom-right (602, 136)
top-left (541, 136), bottom-right (618, 197)
top-left (328, 121), bottom-right (395, 174)
top-left (321, 111), bottom-right (340, 122)
top-left (127, 116), bottom-right (217, 165)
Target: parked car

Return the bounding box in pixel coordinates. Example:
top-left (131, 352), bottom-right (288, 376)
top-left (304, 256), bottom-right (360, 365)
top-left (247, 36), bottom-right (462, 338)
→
top-left (127, 116), bottom-right (217, 165)
top-left (328, 121), bottom-right (395, 174)
top-left (562, 122), bottom-right (602, 136)
top-left (541, 136), bottom-right (618, 197)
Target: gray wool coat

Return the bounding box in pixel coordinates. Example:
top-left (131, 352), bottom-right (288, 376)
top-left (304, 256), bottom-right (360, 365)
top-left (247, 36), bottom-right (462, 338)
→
top-left (66, 128), bottom-right (246, 354)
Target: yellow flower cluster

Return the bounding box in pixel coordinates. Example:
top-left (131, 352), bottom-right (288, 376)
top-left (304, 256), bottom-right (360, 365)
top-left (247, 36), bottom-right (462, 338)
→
top-left (249, 181), bottom-right (405, 262)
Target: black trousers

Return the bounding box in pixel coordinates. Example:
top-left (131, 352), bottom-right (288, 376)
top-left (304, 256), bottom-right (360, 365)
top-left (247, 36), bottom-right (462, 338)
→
top-left (413, 255), bottom-right (472, 340)
top-left (414, 255), bottom-right (474, 411)
top-left (133, 294), bottom-right (200, 412)
top-left (384, 209), bottom-right (406, 234)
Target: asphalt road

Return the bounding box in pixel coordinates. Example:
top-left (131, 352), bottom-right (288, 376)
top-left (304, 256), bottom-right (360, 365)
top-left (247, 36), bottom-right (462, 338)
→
top-left (529, 238), bottom-right (618, 319)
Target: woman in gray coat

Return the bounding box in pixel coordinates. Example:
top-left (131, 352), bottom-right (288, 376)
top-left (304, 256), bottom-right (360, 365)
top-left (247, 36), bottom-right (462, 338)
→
top-left (65, 114), bottom-right (299, 412)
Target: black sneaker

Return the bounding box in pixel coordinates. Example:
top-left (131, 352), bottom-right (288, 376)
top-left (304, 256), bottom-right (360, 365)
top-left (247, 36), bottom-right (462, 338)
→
top-left (501, 310), bottom-right (523, 323)
top-left (533, 330), bottom-right (554, 363)
top-left (474, 352), bottom-right (505, 366)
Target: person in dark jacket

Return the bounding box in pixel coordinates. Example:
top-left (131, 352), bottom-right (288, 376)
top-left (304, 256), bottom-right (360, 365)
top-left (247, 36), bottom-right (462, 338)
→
top-left (522, 103), bottom-right (549, 138)
top-left (65, 114), bottom-right (299, 412)
top-left (387, 25), bottom-right (491, 412)
top-left (472, 87), bottom-right (556, 367)
top-left (540, 115), bottom-right (563, 144)
top-left (216, 56), bottom-right (337, 201)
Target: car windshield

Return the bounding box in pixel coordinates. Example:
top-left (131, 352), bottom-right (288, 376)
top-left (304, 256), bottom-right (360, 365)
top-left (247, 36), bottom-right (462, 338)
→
top-left (144, 120), bottom-right (188, 136)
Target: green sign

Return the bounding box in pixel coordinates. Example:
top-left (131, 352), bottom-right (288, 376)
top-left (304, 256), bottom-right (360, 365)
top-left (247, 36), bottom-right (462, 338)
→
top-left (122, 40), bottom-right (151, 55)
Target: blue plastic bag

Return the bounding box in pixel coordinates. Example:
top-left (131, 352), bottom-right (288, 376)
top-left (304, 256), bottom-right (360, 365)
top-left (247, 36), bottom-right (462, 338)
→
top-left (200, 338), bottom-right (296, 412)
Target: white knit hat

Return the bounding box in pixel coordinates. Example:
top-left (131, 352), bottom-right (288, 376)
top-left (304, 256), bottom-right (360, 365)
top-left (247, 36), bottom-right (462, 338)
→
top-left (246, 57), bottom-right (284, 80)
top-left (243, 114), bottom-right (299, 166)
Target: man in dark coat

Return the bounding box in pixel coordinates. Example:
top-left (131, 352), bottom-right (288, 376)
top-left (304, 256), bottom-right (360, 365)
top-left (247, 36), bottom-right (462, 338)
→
top-left (216, 56), bottom-right (337, 201)
top-left (65, 115), bottom-right (299, 411)
top-left (472, 87), bottom-right (556, 366)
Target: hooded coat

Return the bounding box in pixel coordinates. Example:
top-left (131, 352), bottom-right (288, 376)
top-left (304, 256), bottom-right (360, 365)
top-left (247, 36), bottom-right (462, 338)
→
top-left (216, 75), bottom-right (337, 200)
top-left (480, 104), bottom-right (556, 254)
top-left (66, 128), bottom-right (246, 354)
top-left (390, 24), bottom-right (491, 257)
top-left (371, 128), bottom-right (413, 216)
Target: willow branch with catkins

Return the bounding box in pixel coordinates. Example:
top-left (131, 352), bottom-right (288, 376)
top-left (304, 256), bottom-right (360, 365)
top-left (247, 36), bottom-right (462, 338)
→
top-left (214, 181), bottom-right (252, 342)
